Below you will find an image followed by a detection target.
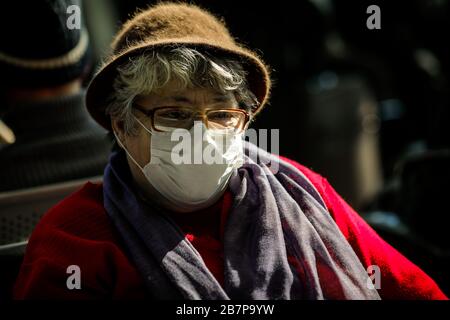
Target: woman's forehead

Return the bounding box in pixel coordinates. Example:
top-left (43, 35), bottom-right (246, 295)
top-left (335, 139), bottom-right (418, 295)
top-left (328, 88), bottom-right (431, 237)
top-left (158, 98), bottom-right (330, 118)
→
top-left (136, 83), bottom-right (234, 105)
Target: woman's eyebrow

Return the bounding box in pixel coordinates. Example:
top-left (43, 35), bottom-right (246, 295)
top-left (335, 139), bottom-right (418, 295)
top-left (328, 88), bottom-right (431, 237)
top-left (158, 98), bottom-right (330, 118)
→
top-left (171, 96), bottom-right (191, 103)
top-left (168, 94), bottom-right (231, 103)
top-left (213, 95), bottom-right (231, 102)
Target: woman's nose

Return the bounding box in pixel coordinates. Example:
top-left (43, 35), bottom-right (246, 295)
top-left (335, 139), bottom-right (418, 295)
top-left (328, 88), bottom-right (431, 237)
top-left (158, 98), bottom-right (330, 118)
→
top-left (192, 113), bottom-right (207, 123)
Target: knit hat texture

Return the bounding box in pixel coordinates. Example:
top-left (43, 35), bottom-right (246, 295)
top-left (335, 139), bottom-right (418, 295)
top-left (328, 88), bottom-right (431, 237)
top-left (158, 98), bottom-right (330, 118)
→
top-left (86, 2), bottom-right (271, 130)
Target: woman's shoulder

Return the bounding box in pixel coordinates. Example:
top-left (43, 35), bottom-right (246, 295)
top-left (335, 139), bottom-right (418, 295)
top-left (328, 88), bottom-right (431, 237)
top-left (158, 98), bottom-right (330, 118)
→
top-left (33, 181), bottom-right (116, 242)
top-left (278, 155), bottom-right (329, 194)
top-left (42, 181), bottom-right (104, 219)
top-left (14, 182), bottom-right (146, 299)
top-left (277, 155), bottom-right (346, 220)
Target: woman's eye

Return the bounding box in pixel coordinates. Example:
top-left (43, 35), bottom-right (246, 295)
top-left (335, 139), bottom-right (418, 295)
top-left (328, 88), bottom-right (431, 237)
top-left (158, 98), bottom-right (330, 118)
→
top-left (161, 110), bottom-right (191, 120)
top-left (210, 112), bottom-right (231, 120)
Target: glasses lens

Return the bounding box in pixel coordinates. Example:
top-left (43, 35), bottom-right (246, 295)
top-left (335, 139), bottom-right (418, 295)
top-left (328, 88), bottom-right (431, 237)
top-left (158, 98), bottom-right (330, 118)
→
top-left (207, 110), bottom-right (246, 132)
top-left (153, 108), bottom-right (248, 132)
top-left (154, 108), bottom-right (194, 131)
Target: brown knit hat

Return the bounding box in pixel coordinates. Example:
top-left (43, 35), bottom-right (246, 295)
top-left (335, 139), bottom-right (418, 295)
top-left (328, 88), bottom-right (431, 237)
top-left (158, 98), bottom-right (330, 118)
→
top-left (86, 1), bottom-right (272, 130)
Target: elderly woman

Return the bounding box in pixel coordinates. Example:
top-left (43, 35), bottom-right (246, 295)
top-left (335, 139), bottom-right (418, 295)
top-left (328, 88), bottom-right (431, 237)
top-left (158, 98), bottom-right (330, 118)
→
top-left (14, 3), bottom-right (447, 300)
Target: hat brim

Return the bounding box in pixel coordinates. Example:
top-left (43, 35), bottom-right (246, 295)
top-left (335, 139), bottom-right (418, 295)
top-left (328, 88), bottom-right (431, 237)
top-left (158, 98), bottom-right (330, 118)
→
top-left (85, 40), bottom-right (271, 131)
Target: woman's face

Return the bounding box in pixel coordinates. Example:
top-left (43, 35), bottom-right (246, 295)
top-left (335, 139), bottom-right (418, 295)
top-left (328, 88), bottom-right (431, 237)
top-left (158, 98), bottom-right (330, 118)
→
top-left (111, 79), bottom-right (238, 207)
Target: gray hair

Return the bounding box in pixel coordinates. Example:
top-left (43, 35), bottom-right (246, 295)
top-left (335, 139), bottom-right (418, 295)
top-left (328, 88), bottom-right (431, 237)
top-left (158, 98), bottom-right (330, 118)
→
top-left (106, 47), bottom-right (258, 135)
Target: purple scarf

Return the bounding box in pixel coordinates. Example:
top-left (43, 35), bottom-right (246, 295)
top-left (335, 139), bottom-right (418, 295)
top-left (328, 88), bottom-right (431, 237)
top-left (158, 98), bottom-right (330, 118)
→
top-left (103, 143), bottom-right (381, 300)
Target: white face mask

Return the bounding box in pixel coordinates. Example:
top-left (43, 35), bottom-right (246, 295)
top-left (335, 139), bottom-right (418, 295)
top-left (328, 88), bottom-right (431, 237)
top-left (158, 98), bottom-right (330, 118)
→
top-left (114, 118), bottom-right (244, 212)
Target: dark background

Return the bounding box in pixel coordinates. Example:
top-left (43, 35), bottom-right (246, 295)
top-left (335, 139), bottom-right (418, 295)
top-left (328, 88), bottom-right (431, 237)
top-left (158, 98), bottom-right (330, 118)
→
top-left (0, 0), bottom-right (448, 299)
top-left (84, 0), bottom-right (450, 206)
top-left (85, 0), bottom-right (450, 296)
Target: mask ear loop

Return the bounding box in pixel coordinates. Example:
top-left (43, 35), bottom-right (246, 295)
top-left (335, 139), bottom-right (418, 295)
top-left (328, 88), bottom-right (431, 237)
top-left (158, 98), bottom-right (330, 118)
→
top-left (133, 115), bottom-right (154, 135)
top-left (113, 115), bottom-right (160, 172)
top-left (112, 129), bottom-right (146, 171)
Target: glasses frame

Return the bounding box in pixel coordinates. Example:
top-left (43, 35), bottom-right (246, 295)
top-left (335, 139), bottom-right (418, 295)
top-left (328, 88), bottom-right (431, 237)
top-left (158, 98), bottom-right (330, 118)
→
top-left (132, 103), bottom-right (251, 133)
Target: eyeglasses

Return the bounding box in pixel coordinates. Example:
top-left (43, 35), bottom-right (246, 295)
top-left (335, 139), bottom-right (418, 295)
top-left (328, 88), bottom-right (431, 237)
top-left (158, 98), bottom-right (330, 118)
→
top-left (132, 103), bottom-right (250, 133)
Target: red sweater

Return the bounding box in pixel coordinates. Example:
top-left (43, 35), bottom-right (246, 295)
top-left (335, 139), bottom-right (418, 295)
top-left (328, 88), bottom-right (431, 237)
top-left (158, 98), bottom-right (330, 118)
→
top-left (13, 158), bottom-right (448, 300)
